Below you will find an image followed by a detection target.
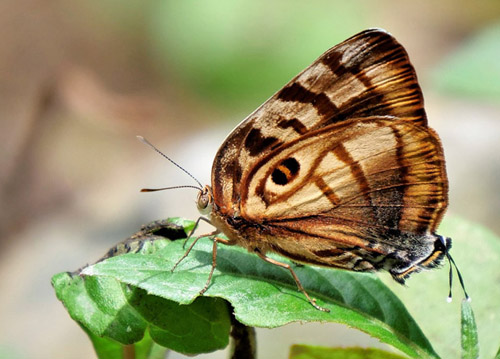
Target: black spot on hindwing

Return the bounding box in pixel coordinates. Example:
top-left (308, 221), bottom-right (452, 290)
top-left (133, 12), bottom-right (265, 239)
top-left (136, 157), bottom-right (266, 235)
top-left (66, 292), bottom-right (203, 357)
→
top-left (271, 168), bottom-right (287, 185)
top-left (271, 157), bottom-right (300, 185)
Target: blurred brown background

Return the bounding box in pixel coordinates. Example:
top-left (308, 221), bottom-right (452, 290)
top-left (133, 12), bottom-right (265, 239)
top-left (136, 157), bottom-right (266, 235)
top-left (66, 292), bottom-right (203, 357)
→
top-left (1, 1), bottom-right (499, 358)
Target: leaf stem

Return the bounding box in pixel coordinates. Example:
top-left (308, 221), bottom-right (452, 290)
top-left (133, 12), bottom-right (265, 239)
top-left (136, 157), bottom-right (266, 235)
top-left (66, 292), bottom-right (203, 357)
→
top-left (229, 314), bottom-right (256, 359)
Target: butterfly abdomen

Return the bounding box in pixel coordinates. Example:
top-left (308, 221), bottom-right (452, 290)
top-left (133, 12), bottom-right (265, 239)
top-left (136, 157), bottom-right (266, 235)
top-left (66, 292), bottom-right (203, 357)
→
top-left (387, 233), bottom-right (450, 284)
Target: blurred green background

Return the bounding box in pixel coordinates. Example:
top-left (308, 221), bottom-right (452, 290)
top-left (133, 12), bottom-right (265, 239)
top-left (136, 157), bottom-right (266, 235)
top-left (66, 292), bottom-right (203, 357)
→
top-left (1, 1), bottom-right (499, 358)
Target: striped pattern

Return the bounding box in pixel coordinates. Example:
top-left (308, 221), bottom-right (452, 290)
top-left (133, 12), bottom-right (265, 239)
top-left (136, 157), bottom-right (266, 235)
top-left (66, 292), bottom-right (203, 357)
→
top-left (208, 29), bottom-right (449, 284)
top-left (242, 118), bottom-right (446, 234)
top-left (212, 29), bottom-right (427, 213)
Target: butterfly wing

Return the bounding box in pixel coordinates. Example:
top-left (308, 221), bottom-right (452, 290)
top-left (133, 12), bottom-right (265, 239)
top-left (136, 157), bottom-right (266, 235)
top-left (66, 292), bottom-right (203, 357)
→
top-left (232, 116), bottom-right (448, 274)
top-left (241, 117), bottom-right (447, 234)
top-left (212, 29), bottom-right (429, 216)
top-left (209, 29), bottom-right (448, 276)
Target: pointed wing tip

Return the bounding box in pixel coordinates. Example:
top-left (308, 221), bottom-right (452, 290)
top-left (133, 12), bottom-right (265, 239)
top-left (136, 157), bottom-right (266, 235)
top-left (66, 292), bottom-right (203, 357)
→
top-left (358, 28), bottom-right (394, 39)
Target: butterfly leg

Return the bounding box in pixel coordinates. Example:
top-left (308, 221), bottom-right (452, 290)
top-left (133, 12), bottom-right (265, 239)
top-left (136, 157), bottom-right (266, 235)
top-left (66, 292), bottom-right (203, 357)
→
top-left (199, 236), bottom-right (235, 296)
top-left (182, 216), bottom-right (213, 249)
top-left (171, 229), bottom-right (220, 272)
top-left (254, 250), bottom-right (330, 313)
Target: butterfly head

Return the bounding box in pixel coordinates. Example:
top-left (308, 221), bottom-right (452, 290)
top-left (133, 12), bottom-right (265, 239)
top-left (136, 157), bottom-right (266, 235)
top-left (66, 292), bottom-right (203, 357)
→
top-left (197, 185), bottom-right (213, 216)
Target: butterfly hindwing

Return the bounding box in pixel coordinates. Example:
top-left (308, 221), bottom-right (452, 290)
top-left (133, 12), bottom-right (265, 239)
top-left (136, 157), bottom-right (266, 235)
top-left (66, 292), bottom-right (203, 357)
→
top-left (241, 117), bottom-right (447, 235)
top-left (222, 116), bottom-right (445, 273)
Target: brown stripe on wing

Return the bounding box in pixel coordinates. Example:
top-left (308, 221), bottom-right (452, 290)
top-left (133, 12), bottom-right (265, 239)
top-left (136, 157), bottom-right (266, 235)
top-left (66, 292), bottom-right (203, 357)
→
top-left (244, 128), bottom-right (282, 156)
top-left (277, 118), bottom-right (308, 134)
top-left (373, 123), bottom-right (406, 229)
top-left (305, 119), bottom-right (446, 234)
top-left (396, 126), bottom-right (448, 233)
top-left (312, 248), bottom-right (346, 257)
top-left (314, 176), bottom-right (341, 206)
top-left (216, 152), bottom-right (244, 211)
top-left (326, 69), bottom-right (425, 126)
top-left (269, 244), bottom-right (362, 270)
top-left (318, 29), bottom-right (426, 127)
top-left (263, 217), bottom-right (385, 270)
top-left (272, 30), bottom-right (427, 136)
top-left (278, 82), bottom-right (339, 119)
top-left (322, 32), bottom-right (408, 87)
top-left (331, 143), bottom-right (374, 211)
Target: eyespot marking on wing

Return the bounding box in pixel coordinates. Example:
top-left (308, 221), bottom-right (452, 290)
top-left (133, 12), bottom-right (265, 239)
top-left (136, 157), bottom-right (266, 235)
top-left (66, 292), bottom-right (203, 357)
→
top-left (271, 157), bottom-right (300, 186)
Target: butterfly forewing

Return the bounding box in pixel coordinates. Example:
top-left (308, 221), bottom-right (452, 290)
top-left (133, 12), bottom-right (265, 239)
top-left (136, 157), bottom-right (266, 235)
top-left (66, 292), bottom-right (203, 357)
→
top-left (212, 29), bottom-right (429, 215)
top-left (277, 30), bottom-right (427, 127)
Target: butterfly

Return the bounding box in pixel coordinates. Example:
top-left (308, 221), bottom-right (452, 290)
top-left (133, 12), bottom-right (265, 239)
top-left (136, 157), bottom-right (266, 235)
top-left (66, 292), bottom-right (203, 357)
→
top-left (140, 28), bottom-right (467, 312)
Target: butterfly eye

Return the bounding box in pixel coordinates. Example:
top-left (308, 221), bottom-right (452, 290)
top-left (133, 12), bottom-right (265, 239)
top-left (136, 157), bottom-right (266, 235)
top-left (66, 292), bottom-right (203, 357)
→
top-left (197, 185), bottom-right (213, 215)
top-left (271, 157), bottom-right (300, 186)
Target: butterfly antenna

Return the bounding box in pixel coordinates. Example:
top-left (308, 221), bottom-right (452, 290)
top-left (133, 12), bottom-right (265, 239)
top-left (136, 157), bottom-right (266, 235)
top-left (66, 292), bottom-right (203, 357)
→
top-left (137, 136), bottom-right (203, 190)
top-left (140, 185), bottom-right (202, 192)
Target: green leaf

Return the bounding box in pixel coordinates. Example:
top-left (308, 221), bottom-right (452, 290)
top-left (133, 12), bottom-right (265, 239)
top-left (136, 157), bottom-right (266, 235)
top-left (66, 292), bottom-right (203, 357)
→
top-left (461, 300), bottom-right (479, 359)
top-left (52, 270), bottom-right (231, 355)
top-left (52, 273), bottom-right (148, 344)
top-left (290, 344), bottom-right (407, 359)
top-left (80, 219), bottom-right (438, 359)
top-left (127, 287), bottom-right (230, 354)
